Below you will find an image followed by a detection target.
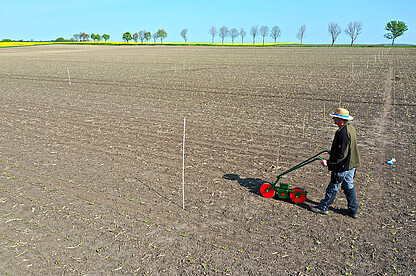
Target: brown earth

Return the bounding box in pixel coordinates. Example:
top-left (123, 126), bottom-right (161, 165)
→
top-left (0, 45), bottom-right (415, 275)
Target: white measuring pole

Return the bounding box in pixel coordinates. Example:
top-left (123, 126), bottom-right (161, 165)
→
top-left (67, 67), bottom-right (71, 87)
top-left (182, 117), bottom-right (186, 210)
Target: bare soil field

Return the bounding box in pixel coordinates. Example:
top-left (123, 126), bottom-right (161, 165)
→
top-left (0, 45), bottom-right (415, 275)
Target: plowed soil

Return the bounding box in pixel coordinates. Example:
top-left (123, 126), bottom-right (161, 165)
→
top-left (0, 45), bottom-right (415, 275)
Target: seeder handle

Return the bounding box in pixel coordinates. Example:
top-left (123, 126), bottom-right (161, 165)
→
top-left (273, 150), bottom-right (329, 185)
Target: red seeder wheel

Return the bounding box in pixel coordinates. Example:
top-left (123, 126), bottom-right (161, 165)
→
top-left (290, 187), bottom-right (306, 204)
top-left (260, 183), bottom-right (275, 198)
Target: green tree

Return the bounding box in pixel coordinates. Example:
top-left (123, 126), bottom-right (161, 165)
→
top-left (144, 31), bottom-right (151, 43)
top-left (102, 34), bottom-right (110, 41)
top-left (91, 33), bottom-right (101, 42)
top-left (384, 20), bottom-right (408, 46)
top-left (123, 32), bottom-right (132, 43)
top-left (156, 29), bottom-right (167, 44)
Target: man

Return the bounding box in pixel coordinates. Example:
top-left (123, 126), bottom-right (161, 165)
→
top-left (310, 108), bottom-right (361, 219)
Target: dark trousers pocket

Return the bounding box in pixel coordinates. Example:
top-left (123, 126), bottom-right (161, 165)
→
top-left (331, 171), bottom-right (344, 184)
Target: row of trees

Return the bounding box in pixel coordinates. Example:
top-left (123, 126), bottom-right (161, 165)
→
top-left (207, 22), bottom-right (361, 46)
top-left (122, 29), bottom-right (168, 44)
top-left (208, 25), bottom-right (282, 45)
top-left (207, 20), bottom-right (407, 46)
top-left (328, 21), bottom-right (362, 46)
top-left (68, 21), bottom-right (407, 46)
top-left (328, 20), bottom-right (408, 46)
top-left (73, 32), bottom-right (110, 42)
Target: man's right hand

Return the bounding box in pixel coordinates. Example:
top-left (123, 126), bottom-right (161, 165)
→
top-left (321, 159), bottom-right (328, 167)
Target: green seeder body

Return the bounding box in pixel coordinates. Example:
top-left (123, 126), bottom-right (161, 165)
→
top-left (260, 150), bottom-right (329, 204)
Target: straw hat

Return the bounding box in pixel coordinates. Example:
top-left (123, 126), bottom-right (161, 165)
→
top-left (329, 108), bottom-right (353, 121)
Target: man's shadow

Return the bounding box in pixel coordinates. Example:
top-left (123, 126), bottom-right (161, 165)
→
top-left (223, 173), bottom-right (330, 212)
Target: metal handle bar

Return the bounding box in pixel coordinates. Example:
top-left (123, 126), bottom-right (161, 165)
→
top-left (273, 150), bottom-right (329, 185)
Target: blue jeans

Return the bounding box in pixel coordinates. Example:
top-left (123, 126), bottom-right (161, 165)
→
top-left (318, 168), bottom-right (358, 214)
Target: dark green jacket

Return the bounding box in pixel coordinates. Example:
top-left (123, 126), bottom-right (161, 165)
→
top-left (327, 123), bottom-right (361, 172)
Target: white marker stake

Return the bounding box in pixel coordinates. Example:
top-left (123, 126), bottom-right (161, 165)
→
top-left (352, 62), bottom-right (354, 77)
top-left (182, 117), bottom-right (186, 210)
top-left (67, 67), bottom-right (71, 87)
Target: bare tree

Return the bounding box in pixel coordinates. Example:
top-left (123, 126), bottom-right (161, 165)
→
top-left (180, 28), bottom-right (188, 43)
top-left (240, 28), bottom-right (247, 44)
top-left (132, 33), bottom-right (139, 43)
top-left (344, 21), bottom-right (363, 46)
top-left (209, 26), bottom-right (217, 45)
top-left (259, 26), bottom-right (269, 45)
top-left (328, 22), bottom-right (342, 46)
top-left (251, 25), bottom-right (259, 45)
top-left (296, 24), bottom-right (306, 45)
top-left (152, 32), bottom-right (158, 43)
top-left (79, 32), bottom-right (90, 41)
top-left (230, 28), bottom-right (239, 44)
top-left (270, 26), bottom-right (281, 44)
top-left (219, 26), bottom-right (230, 45)
top-left (138, 30), bottom-right (145, 44)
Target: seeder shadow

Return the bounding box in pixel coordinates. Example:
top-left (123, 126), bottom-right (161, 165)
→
top-left (223, 173), bottom-right (265, 196)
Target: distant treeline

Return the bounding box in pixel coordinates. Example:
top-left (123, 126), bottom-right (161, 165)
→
top-left (1, 21), bottom-right (410, 46)
top-left (2, 39), bottom-right (27, 42)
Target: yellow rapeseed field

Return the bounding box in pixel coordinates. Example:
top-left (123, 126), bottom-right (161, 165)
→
top-left (0, 41), bottom-right (297, 48)
top-left (0, 42), bottom-right (49, 47)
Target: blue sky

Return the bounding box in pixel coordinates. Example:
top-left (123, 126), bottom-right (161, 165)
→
top-left (1, 0), bottom-right (415, 44)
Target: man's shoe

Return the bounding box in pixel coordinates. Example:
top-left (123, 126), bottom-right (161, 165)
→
top-left (340, 208), bottom-right (358, 219)
top-left (309, 206), bottom-right (328, 215)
